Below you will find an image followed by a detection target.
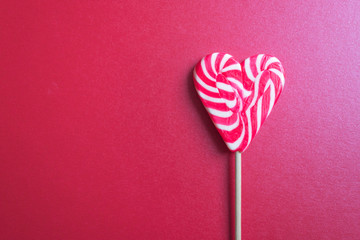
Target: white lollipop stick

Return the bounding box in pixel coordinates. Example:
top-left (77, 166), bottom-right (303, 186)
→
top-left (235, 151), bottom-right (241, 240)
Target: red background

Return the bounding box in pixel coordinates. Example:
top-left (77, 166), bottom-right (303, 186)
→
top-left (1, 1), bottom-right (359, 239)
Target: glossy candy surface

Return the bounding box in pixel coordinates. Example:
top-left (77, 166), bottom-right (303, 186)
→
top-left (193, 53), bottom-right (285, 152)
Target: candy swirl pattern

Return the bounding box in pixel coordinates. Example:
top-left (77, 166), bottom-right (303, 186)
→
top-left (193, 53), bottom-right (285, 152)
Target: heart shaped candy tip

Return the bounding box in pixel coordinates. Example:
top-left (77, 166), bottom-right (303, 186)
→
top-left (193, 53), bottom-right (285, 152)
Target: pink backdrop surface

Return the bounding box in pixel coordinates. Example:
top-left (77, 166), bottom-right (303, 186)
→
top-left (1, 1), bottom-right (359, 239)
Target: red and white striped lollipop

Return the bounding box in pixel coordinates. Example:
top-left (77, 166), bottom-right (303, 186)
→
top-left (193, 53), bottom-right (285, 240)
top-left (193, 53), bottom-right (285, 152)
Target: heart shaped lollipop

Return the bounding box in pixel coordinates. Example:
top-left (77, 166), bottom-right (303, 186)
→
top-left (193, 53), bottom-right (285, 152)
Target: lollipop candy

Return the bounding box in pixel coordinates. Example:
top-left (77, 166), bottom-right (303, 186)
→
top-left (193, 53), bottom-right (285, 152)
top-left (193, 53), bottom-right (285, 240)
